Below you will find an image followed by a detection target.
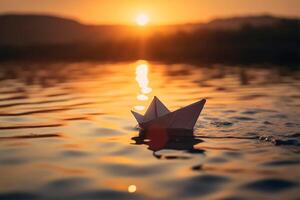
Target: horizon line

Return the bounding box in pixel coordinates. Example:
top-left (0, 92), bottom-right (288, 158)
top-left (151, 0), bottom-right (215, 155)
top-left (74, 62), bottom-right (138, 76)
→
top-left (1, 11), bottom-right (299, 26)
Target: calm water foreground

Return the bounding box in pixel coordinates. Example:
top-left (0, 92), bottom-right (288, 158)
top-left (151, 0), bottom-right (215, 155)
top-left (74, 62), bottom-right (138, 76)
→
top-left (0, 61), bottom-right (299, 200)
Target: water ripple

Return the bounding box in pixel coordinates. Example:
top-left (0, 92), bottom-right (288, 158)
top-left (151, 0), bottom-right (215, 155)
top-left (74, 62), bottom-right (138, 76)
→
top-left (0, 124), bottom-right (63, 130)
top-left (243, 179), bottom-right (298, 193)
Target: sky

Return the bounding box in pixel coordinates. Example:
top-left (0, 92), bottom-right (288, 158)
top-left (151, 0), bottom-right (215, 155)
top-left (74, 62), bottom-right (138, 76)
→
top-left (0, 0), bottom-right (299, 25)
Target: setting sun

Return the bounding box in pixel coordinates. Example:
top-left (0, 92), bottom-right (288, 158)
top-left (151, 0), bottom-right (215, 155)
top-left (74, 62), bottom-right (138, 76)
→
top-left (135, 13), bottom-right (149, 26)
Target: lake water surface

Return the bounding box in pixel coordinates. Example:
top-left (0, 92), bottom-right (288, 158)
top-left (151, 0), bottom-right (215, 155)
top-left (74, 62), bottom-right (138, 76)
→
top-left (0, 61), bottom-right (299, 200)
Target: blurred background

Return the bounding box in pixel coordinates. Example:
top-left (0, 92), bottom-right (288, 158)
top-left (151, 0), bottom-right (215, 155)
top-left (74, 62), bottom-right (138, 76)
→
top-left (0, 0), bottom-right (299, 65)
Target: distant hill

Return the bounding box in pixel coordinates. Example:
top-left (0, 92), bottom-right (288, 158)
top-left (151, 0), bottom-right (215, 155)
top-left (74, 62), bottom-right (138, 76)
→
top-left (203, 15), bottom-right (290, 29)
top-left (0, 14), bottom-right (138, 45)
top-left (0, 14), bottom-right (84, 45)
top-left (0, 14), bottom-right (298, 46)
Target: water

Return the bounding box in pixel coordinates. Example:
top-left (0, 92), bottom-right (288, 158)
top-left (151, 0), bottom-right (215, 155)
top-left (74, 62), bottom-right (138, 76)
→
top-left (0, 61), bottom-right (299, 200)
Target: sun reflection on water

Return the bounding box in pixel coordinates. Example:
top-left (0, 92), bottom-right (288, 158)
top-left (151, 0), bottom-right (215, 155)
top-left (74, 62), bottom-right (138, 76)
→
top-left (134, 105), bottom-right (145, 111)
top-left (137, 94), bottom-right (148, 101)
top-left (134, 61), bottom-right (152, 111)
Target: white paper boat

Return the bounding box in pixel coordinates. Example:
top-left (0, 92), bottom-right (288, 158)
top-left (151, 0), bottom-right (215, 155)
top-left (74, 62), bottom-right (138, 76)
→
top-left (131, 96), bottom-right (206, 130)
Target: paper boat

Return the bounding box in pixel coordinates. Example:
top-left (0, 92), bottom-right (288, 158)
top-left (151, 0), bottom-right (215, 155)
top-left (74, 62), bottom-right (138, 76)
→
top-left (131, 96), bottom-right (206, 131)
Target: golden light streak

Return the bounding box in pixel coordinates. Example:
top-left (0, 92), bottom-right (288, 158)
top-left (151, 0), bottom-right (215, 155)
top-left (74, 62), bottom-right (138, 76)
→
top-left (134, 61), bottom-right (152, 111)
top-left (135, 63), bottom-right (152, 95)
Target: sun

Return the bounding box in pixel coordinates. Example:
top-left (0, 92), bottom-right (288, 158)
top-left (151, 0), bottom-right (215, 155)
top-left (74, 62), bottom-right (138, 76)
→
top-left (136, 13), bottom-right (149, 26)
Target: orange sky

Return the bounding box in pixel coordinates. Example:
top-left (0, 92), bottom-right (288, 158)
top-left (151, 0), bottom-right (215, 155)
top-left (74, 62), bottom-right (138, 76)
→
top-left (0, 0), bottom-right (299, 25)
